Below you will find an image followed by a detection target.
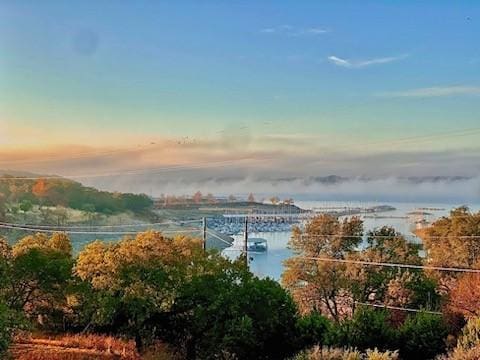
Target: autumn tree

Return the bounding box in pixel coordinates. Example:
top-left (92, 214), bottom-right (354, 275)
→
top-left (419, 207), bottom-right (480, 292)
top-left (192, 191), bottom-right (203, 204)
top-left (270, 196), bottom-right (280, 205)
top-left (32, 178), bottom-right (49, 200)
top-left (282, 214), bottom-right (363, 320)
top-left (12, 233), bottom-right (50, 257)
top-left (72, 231), bottom-right (206, 346)
top-left (49, 232), bottom-right (73, 256)
top-left (346, 227), bottom-right (436, 314)
top-left (449, 271), bottom-right (480, 319)
top-left (0, 237), bottom-right (11, 259)
top-left (247, 193), bottom-right (255, 203)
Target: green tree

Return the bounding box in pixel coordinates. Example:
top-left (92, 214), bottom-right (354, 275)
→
top-left (167, 270), bottom-right (301, 360)
top-left (19, 199), bottom-right (33, 221)
top-left (5, 234), bottom-right (73, 329)
top-left (296, 312), bottom-right (331, 349)
top-left (8, 248), bottom-right (73, 316)
top-left (329, 308), bottom-right (396, 352)
top-left (0, 302), bottom-right (12, 357)
top-left (397, 312), bottom-right (448, 359)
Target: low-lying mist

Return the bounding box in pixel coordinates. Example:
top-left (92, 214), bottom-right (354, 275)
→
top-left (84, 175), bottom-right (480, 204)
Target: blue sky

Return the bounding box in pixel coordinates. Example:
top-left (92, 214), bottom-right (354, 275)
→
top-left (0, 1), bottom-right (480, 182)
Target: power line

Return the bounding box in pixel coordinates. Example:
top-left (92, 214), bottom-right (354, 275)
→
top-left (298, 234), bottom-right (480, 239)
top-left (0, 143), bottom-right (161, 166)
top-left (0, 223), bottom-right (201, 235)
top-left (354, 302), bottom-right (442, 315)
top-left (0, 156), bottom-right (271, 180)
top-left (299, 256), bottom-right (480, 273)
top-left (0, 219), bottom-right (202, 230)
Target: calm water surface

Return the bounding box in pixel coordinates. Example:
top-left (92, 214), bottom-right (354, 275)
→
top-left (225, 201), bottom-right (480, 281)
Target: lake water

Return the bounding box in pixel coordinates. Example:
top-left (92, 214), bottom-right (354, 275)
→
top-left (224, 201), bottom-right (480, 281)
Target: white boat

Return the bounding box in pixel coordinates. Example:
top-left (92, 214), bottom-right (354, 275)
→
top-left (247, 238), bottom-right (268, 252)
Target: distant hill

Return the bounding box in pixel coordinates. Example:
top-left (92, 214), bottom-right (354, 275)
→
top-left (0, 169), bottom-right (46, 177)
top-left (0, 174), bottom-right (153, 216)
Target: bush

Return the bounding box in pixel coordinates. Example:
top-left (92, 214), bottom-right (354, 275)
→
top-left (329, 308), bottom-right (396, 352)
top-left (397, 312), bottom-right (447, 359)
top-left (0, 302), bottom-right (12, 356)
top-left (456, 316), bottom-right (480, 350)
top-left (293, 346), bottom-right (399, 360)
top-left (296, 312), bottom-right (331, 348)
top-left (440, 317), bottom-right (480, 359)
top-left (166, 273), bottom-right (301, 359)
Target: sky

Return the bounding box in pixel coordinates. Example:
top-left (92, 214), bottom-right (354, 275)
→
top-left (1, 1), bottom-right (480, 199)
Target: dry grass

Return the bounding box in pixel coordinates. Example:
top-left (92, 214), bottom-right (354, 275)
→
top-left (295, 346), bottom-right (399, 360)
top-left (11, 332), bottom-right (140, 360)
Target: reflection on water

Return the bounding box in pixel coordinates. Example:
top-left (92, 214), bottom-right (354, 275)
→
top-left (224, 201), bottom-right (480, 281)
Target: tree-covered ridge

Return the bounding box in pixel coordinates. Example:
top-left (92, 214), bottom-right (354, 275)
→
top-left (0, 176), bottom-right (153, 216)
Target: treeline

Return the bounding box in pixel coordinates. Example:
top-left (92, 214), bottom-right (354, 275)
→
top-left (1, 207), bottom-right (480, 359)
top-left (0, 176), bottom-right (153, 216)
top-left (0, 230), bottom-right (441, 360)
top-left (286, 206), bottom-right (480, 359)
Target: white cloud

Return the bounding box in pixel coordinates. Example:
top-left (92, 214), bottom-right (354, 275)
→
top-left (327, 54), bottom-right (408, 68)
top-left (261, 25), bottom-right (329, 36)
top-left (380, 85), bottom-right (480, 98)
top-left (303, 27), bottom-right (329, 35)
top-left (260, 28), bottom-right (276, 33)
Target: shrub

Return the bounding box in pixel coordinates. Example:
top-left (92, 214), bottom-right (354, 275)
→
top-left (329, 308), bottom-right (396, 352)
top-left (456, 316), bottom-right (480, 350)
top-left (440, 317), bottom-right (480, 359)
top-left (296, 312), bottom-right (331, 348)
top-left (0, 302), bottom-right (12, 357)
top-left (293, 346), bottom-right (398, 360)
top-left (397, 312), bottom-right (447, 359)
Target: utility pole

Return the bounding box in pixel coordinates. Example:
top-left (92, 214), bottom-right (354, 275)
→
top-left (202, 217), bottom-right (207, 252)
top-left (244, 216), bottom-right (248, 267)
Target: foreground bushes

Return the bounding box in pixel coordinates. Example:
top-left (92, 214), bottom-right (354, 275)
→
top-left (439, 317), bottom-right (480, 360)
top-left (297, 308), bottom-right (448, 359)
top-left (294, 346), bottom-right (399, 360)
top-left (0, 232), bottom-right (459, 359)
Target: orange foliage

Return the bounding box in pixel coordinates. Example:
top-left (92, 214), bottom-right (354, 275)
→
top-left (449, 273), bottom-right (480, 319)
top-left (32, 179), bottom-right (49, 198)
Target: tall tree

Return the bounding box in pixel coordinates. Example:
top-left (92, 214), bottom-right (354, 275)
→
top-left (346, 227), bottom-right (431, 313)
top-left (419, 207), bottom-right (480, 292)
top-left (282, 215), bottom-right (363, 320)
top-left (449, 271), bottom-right (480, 319)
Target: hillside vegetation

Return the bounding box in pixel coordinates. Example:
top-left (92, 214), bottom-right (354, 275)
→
top-left (0, 176), bottom-right (153, 222)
